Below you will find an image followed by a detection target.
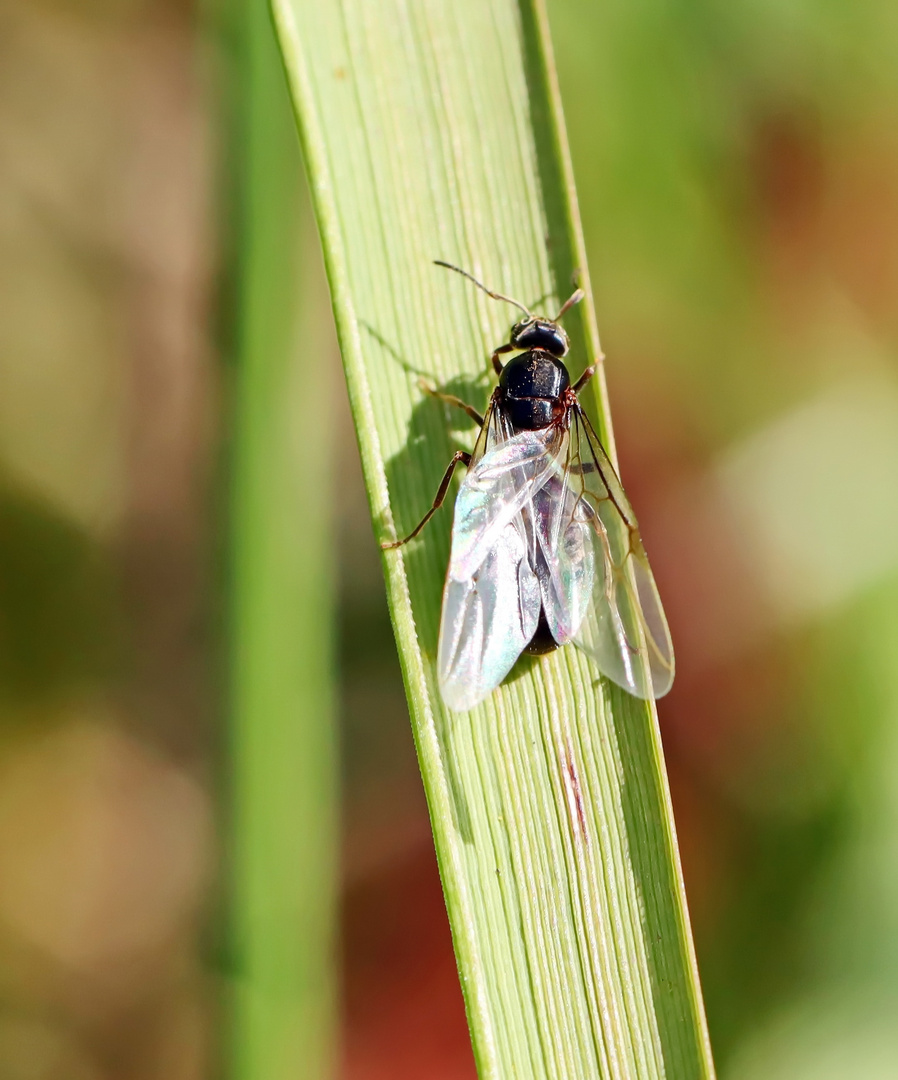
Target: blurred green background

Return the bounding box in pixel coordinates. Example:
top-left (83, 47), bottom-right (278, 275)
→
top-left (2, 0), bottom-right (898, 1077)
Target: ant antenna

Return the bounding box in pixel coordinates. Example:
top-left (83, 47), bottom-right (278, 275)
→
top-left (434, 260), bottom-right (532, 320)
top-left (554, 288), bottom-right (584, 322)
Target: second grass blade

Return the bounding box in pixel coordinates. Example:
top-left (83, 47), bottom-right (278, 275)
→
top-left (228, 2), bottom-right (337, 1075)
top-left (273, 0), bottom-right (715, 1075)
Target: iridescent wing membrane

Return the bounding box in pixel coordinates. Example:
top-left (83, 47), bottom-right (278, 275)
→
top-left (562, 409), bottom-right (675, 700)
top-left (437, 402), bottom-right (675, 711)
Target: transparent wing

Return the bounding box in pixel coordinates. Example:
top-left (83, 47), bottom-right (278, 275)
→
top-left (448, 403), bottom-right (564, 583)
top-left (437, 399), bottom-right (561, 712)
top-left (438, 516), bottom-right (541, 712)
top-left (560, 409), bottom-right (675, 699)
top-left (530, 463), bottom-right (596, 645)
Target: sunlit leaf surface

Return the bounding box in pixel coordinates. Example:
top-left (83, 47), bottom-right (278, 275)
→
top-left (272, 0), bottom-right (714, 1075)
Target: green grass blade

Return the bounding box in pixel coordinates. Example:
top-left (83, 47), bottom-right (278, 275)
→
top-left (228, 2), bottom-right (337, 1077)
top-left (272, 0), bottom-right (714, 1075)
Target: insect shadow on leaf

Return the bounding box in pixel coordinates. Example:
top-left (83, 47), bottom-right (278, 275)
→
top-left (362, 321), bottom-right (485, 646)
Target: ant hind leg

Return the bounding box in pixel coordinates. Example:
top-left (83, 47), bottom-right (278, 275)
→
top-left (381, 450), bottom-right (473, 549)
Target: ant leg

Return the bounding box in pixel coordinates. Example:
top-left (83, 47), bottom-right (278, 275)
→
top-left (492, 342), bottom-right (515, 377)
top-left (381, 450), bottom-right (473, 549)
top-left (419, 381), bottom-right (484, 426)
top-left (573, 363), bottom-right (597, 393)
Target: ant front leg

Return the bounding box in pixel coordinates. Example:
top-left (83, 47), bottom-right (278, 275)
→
top-left (381, 450), bottom-right (473, 549)
top-left (491, 342), bottom-right (515, 377)
top-left (573, 362), bottom-right (598, 393)
top-left (419, 381), bottom-right (484, 427)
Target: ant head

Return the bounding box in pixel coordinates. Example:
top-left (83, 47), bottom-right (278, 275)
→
top-left (509, 316), bottom-right (570, 357)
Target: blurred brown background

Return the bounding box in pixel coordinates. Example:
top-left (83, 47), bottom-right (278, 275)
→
top-left (3, 0), bottom-right (898, 1077)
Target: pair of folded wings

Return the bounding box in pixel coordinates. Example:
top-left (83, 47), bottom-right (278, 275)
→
top-left (437, 402), bottom-right (675, 712)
